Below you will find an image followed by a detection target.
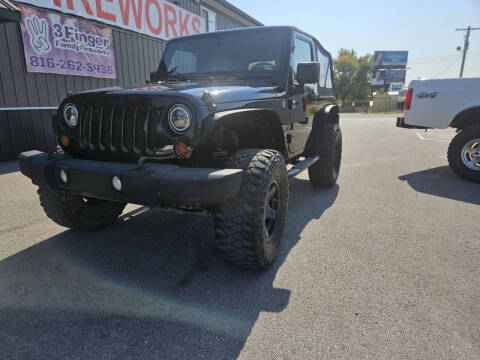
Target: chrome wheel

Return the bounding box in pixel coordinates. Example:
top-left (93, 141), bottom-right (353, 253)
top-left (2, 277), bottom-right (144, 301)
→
top-left (461, 139), bottom-right (480, 171)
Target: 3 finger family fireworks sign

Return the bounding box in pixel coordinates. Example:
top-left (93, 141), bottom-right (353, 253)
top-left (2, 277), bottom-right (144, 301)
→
top-left (19, 4), bottom-right (117, 79)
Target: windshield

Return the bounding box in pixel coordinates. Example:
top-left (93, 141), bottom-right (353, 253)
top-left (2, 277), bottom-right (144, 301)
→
top-left (156, 28), bottom-right (291, 84)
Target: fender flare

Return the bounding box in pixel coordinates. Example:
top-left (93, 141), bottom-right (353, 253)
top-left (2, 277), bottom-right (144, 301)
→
top-left (198, 108), bottom-right (287, 155)
top-left (199, 108), bottom-right (273, 142)
top-left (304, 104), bottom-right (339, 156)
top-left (314, 104), bottom-right (339, 124)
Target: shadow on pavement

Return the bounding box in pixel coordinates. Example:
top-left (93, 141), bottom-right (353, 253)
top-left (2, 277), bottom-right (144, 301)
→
top-left (0, 161), bottom-right (19, 175)
top-left (0, 178), bottom-right (338, 360)
top-left (399, 166), bottom-right (480, 205)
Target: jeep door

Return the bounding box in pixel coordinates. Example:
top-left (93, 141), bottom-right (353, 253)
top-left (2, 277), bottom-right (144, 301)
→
top-left (287, 32), bottom-right (316, 156)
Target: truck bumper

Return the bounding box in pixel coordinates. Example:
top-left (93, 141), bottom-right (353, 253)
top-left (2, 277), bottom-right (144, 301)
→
top-left (396, 116), bottom-right (430, 129)
top-left (18, 151), bottom-right (244, 206)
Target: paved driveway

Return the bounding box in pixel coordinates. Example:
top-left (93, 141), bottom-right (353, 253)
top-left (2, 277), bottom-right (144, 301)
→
top-left (0, 114), bottom-right (479, 359)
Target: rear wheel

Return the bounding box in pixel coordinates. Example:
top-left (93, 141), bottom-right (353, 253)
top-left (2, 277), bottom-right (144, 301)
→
top-left (38, 186), bottom-right (126, 231)
top-left (215, 149), bottom-right (288, 270)
top-left (308, 123), bottom-right (342, 188)
top-left (447, 125), bottom-right (480, 182)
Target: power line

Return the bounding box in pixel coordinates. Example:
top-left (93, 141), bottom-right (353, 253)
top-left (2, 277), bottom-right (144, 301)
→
top-left (404, 52), bottom-right (480, 64)
top-left (408, 56), bottom-right (480, 65)
top-left (433, 57), bottom-right (460, 77)
top-left (464, 9), bottom-right (480, 23)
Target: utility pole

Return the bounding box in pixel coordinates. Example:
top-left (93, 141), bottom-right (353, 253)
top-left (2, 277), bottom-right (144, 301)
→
top-left (456, 26), bottom-right (480, 77)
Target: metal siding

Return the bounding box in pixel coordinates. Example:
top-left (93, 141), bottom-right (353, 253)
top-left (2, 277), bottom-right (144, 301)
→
top-left (0, 46), bottom-right (6, 107)
top-left (34, 73), bottom-right (49, 105)
top-left (201, 3), bottom-right (246, 31)
top-left (127, 32), bottom-right (136, 84)
top-left (133, 32), bottom-right (142, 83)
top-left (217, 11), bottom-right (246, 30)
top-left (6, 112), bottom-right (24, 157)
top-left (0, 112), bottom-right (13, 161)
top-left (120, 31), bottom-right (131, 84)
top-left (0, 0), bottom-right (256, 161)
top-left (169, 0), bottom-right (200, 15)
top-left (0, 23), bottom-right (22, 107)
top-left (0, 110), bottom-right (56, 160)
top-left (140, 35), bottom-right (148, 82)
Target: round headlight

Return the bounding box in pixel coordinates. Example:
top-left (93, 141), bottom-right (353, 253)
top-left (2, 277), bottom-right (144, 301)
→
top-left (168, 104), bottom-right (192, 134)
top-left (63, 104), bottom-right (79, 127)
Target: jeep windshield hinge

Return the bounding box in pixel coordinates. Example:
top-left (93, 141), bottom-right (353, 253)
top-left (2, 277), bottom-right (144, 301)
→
top-left (202, 90), bottom-right (217, 112)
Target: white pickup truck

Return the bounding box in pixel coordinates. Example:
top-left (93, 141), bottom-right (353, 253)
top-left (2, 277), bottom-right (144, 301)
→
top-left (397, 77), bottom-right (480, 182)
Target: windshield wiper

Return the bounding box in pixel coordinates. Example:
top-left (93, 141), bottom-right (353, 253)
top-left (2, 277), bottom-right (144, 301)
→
top-left (157, 66), bottom-right (188, 81)
top-left (254, 73), bottom-right (274, 79)
top-left (164, 72), bottom-right (188, 81)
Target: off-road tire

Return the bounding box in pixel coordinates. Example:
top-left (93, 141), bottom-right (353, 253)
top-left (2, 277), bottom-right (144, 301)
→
top-left (447, 125), bottom-right (480, 182)
top-left (37, 186), bottom-right (126, 231)
top-left (215, 149), bottom-right (289, 270)
top-left (308, 123), bottom-right (342, 188)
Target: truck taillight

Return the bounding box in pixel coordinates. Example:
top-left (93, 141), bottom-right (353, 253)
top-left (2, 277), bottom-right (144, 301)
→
top-left (405, 88), bottom-right (413, 110)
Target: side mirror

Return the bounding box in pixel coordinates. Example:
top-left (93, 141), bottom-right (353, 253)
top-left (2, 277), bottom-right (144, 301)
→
top-left (297, 62), bottom-right (320, 85)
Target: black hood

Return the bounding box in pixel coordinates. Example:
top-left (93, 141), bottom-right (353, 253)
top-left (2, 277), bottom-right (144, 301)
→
top-left (77, 80), bottom-right (280, 105)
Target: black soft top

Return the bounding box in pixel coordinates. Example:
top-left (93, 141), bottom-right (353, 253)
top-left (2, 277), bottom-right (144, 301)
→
top-left (171, 26), bottom-right (332, 60)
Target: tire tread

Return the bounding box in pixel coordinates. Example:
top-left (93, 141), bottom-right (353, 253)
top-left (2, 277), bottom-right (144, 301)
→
top-left (215, 149), bottom-right (288, 270)
top-left (447, 124), bottom-right (480, 183)
top-left (38, 186), bottom-right (126, 231)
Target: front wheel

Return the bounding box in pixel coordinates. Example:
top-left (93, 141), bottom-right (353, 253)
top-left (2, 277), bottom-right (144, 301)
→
top-left (38, 186), bottom-right (126, 231)
top-left (447, 125), bottom-right (480, 183)
top-left (215, 149), bottom-right (289, 270)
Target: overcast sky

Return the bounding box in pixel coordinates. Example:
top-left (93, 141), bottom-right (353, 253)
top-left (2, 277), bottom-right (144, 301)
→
top-left (229, 0), bottom-right (480, 84)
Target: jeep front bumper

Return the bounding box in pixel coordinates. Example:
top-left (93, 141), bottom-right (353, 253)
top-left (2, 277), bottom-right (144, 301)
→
top-left (19, 151), bottom-right (244, 206)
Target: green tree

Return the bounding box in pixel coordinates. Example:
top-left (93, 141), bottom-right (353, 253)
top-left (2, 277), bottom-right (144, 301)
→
top-left (333, 49), bottom-right (373, 102)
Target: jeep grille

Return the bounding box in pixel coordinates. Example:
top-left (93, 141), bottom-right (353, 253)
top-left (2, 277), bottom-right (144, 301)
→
top-left (78, 105), bottom-right (165, 157)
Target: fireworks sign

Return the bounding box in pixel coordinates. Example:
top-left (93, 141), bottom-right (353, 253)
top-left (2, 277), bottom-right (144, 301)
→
top-left (19, 4), bottom-right (117, 78)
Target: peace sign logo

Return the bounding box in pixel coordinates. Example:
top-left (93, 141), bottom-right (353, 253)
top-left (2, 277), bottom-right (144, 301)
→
top-left (25, 15), bottom-right (52, 54)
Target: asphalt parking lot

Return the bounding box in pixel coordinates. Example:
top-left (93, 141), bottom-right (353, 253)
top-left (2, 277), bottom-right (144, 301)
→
top-left (0, 114), bottom-right (479, 360)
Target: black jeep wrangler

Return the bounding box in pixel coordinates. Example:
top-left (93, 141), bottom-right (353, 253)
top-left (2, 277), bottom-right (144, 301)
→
top-left (19, 26), bottom-right (341, 270)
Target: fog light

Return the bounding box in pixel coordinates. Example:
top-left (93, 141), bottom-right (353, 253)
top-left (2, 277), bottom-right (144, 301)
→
top-left (59, 169), bottom-right (68, 183)
top-left (112, 176), bottom-right (122, 191)
top-left (174, 142), bottom-right (188, 157)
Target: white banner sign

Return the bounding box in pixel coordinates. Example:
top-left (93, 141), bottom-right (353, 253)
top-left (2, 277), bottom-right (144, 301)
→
top-left (15, 0), bottom-right (206, 41)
